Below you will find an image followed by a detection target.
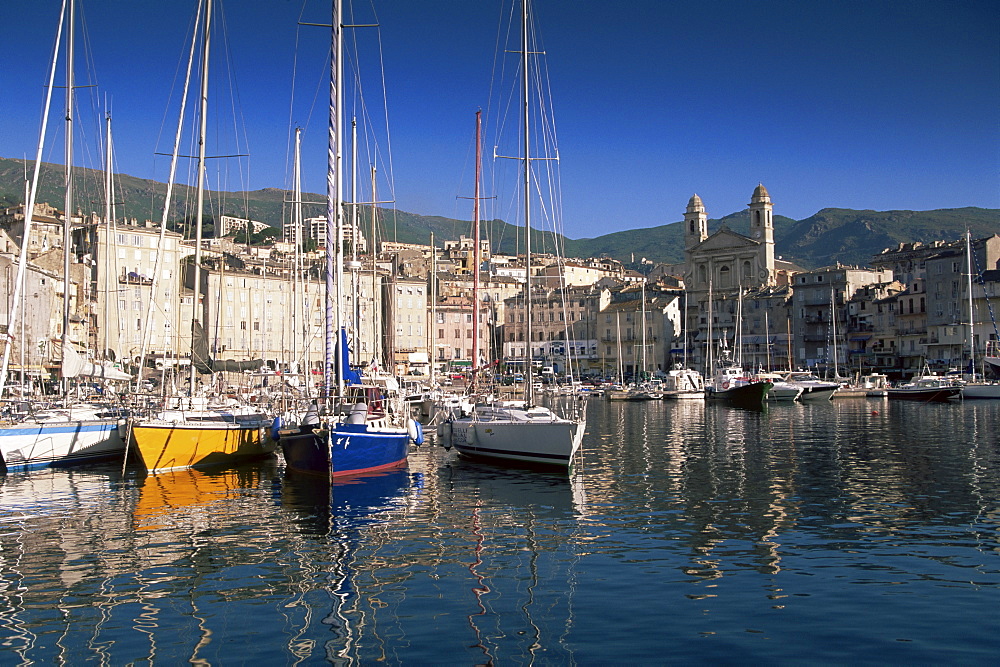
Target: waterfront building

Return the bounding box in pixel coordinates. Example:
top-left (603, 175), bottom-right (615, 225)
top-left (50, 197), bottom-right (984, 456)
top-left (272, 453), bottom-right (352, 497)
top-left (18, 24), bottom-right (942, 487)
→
top-left (790, 264), bottom-right (893, 370)
top-left (596, 284), bottom-right (681, 378)
top-left (0, 249), bottom-right (62, 379)
top-left (432, 295), bottom-right (492, 371)
top-left (739, 285), bottom-right (794, 373)
top-left (384, 277), bottom-right (429, 376)
top-left (845, 280), bottom-right (905, 372)
top-left (86, 221), bottom-right (185, 367)
top-left (922, 235), bottom-right (1000, 370)
top-left (502, 286), bottom-right (604, 376)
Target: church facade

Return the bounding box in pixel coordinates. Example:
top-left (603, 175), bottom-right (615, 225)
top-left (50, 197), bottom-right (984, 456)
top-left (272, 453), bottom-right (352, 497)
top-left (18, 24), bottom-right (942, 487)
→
top-left (681, 185), bottom-right (799, 371)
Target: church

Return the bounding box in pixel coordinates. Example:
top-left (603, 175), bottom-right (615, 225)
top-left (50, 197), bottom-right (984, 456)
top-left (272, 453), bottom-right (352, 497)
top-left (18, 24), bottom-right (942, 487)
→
top-left (681, 185), bottom-right (801, 371)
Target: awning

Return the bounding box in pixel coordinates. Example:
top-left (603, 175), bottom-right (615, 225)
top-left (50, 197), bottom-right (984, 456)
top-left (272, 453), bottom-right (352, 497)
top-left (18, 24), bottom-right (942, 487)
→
top-left (849, 334), bottom-right (873, 341)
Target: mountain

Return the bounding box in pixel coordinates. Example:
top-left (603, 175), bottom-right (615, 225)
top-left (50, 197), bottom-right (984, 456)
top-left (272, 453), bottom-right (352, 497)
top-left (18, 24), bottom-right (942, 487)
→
top-left (2, 157), bottom-right (997, 269)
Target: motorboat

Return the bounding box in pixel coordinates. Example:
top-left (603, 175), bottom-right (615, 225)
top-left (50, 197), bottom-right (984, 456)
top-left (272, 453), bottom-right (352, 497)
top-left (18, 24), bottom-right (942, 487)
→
top-left (887, 373), bottom-right (961, 402)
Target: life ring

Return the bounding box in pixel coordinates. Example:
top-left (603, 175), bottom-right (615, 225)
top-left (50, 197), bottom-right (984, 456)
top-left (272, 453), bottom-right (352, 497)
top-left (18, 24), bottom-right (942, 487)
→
top-left (722, 380), bottom-right (730, 390)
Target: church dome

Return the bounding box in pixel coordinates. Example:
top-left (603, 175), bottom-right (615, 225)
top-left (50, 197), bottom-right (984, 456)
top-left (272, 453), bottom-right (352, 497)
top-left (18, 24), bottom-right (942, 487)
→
top-left (686, 194), bottom-right (705, 213)
top-left (750, 183), bottom-right (771, 204)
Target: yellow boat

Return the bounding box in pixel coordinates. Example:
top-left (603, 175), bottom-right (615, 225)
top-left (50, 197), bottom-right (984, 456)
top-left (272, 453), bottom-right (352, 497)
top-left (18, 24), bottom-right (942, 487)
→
top-left (130, 401), bottom-right (277, 474)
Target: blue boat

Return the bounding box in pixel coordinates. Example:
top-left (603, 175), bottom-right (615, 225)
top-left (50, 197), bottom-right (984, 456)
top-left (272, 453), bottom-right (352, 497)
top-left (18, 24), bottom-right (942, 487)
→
top-left (277, 365), bottom-right (420, 479)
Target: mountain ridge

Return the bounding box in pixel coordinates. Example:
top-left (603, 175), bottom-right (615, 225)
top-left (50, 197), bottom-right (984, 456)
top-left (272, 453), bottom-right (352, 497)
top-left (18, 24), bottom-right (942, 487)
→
top-left (2, 157), bottom-right (997, 270)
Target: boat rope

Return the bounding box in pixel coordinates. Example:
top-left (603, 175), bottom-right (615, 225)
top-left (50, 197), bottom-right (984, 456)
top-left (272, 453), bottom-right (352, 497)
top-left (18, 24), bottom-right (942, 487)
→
top-left (970, 239), bottom-right (999, 340)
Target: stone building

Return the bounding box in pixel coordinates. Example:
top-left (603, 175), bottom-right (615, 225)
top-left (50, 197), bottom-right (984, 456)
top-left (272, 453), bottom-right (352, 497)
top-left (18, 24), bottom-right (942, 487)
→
top-left (789, 264), bottom-right (893, 369)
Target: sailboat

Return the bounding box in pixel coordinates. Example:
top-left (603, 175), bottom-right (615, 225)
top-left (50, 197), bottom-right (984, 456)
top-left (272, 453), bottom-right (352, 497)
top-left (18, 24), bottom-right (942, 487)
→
top-left (275, 0), bottom-right (421, 479)
top-left (0, 0), bottom-right (131, 471)
top-left (662, 291), bottom-right (705, 399)
top-left (442, 0), bottom-right (586, 469)
top-left (129, 0), bottom-right (276, 474)
top-left (959, 231), bottom-right (1000, 399)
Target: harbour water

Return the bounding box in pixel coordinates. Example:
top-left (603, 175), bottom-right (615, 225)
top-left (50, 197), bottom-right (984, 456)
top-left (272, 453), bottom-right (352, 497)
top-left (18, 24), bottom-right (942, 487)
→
top-left (1, 398), bottom-right (997, 664)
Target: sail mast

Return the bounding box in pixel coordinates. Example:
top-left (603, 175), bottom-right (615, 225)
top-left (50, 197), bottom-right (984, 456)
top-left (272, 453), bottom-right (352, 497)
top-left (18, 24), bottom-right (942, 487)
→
top-left (966, 230), bottom-right (976, 382)
top-left (325, 0), bottom-right (344, 399)
top-left (292, 127), bottom-right (302, 372)
top-left (61, 0), bottom-right (75, 397)
top-left (472, 109), bottom-right (482, 387)
top-left (521, 0), bottom-right (533, 406)
top-left (103, 113), bottom-right (112, 361)
top-left (189, 0), bottom-right (211, 395)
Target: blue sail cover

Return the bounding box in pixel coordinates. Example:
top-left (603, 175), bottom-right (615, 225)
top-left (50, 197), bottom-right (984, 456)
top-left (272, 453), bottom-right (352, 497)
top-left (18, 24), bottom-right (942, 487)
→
top-left (339, 328), bottom-right (363, 386)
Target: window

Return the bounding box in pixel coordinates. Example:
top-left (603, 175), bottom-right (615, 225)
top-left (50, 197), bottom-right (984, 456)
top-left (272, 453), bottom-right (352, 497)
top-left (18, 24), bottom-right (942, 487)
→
top-left (719, 265), bottom-right (731, 287)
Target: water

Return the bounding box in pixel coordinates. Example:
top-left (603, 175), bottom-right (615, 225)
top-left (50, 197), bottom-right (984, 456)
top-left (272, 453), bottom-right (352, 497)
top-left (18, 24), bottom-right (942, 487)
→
top-left (1, 399), bottom-right (998, 664)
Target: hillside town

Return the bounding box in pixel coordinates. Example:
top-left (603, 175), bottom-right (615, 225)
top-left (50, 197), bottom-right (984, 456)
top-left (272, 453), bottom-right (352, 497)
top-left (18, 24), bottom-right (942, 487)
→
top-left (1, 184), bottom-right (998, 385)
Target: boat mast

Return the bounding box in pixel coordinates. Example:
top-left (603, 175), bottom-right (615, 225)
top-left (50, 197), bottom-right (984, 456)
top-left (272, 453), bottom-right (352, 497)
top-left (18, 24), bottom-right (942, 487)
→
top-left (472, 109), bottom-right (482, 389)
top-left (292, 127), bottom-right (302, 374)
top-left (966, 230), bottom-right (976, 382)
top-left (370, 165), bottom-right (380, 368)
top-left (324, 0), bottom-right (344, 400)
top-left (521, 0), bottom-right (534, 406)
top-left (189, 0), bottom-right (211, 396)
top-left (430, 231), bottom-right (436, 384)
top-left (349, 116), bottom-right (360, 361)
top-left (831, 289), bottom-right (839, 378)
top-left (707, 280), bottom-right (714, 375)
top-left (641, 281), bottom-right (647, 379)
top-left (61, 0), bottom-right (76, 398)
top-left (103, 112), bottom-right (113, 362)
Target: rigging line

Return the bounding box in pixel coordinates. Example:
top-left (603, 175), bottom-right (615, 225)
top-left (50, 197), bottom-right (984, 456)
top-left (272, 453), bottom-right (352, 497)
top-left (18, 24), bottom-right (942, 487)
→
top-left (214, 0), bottom-right (253, 217)
top-left (970, 235), bottom-right (999, 339)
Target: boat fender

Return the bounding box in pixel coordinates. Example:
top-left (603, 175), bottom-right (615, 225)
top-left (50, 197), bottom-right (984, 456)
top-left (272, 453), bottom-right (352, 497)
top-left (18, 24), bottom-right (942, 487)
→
top-left (271, 415), bottom-right (284, 440)
top-left (407, 418), bottom-right (424, 445)
top-left (439, 419), bottom-right (453, 449)
top-left (117, 418), bottom-right (128, 438)
top-left (466, 424), bottom-right (478, 446)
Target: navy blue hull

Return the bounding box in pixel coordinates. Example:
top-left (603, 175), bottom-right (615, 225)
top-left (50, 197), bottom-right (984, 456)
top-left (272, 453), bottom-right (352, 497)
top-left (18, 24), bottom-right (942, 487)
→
top-left (279, 423), bottom-right (409, 478)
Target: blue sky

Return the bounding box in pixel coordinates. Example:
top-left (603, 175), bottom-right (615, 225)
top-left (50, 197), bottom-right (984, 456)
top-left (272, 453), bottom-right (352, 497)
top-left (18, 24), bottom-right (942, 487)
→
top-left (2, 0), bottom-right (997, 239)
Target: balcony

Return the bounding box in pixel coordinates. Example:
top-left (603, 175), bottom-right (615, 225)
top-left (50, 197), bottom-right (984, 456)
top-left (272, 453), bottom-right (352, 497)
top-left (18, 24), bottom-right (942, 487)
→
top-left (119, 272), bottom-right (153, 285)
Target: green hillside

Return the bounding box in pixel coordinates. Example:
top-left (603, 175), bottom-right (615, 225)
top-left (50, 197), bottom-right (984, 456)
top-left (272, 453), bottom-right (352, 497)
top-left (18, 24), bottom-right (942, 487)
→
top-left (2, 157), bottom-right (997, 270)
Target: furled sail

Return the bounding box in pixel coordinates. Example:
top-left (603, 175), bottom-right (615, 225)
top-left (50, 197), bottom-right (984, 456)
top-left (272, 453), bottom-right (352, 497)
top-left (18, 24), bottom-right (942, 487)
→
top-left (190, 320), bottom-right (263, 374)
top-left (61, 341), bottom-right (131, 381)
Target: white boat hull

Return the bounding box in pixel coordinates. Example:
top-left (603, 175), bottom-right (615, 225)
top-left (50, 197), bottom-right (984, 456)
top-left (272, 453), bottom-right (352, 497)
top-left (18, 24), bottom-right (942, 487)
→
top-left (449, 415), bottom-right (584, 467)
top-left (0, 419), bottom-right (125, 471)
top-left (961, 383), bottom-right (1000, 399)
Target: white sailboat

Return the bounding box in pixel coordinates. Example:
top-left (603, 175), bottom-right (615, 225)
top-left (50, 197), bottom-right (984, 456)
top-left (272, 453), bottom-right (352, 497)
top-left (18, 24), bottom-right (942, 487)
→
top-left (442, 0), bottom-right (585, 468)
top-left (959, 231), bottom-right (1000, 399)
top-left (0, 0), bottom-right (130, 471)
top-left (662, 290), bottom-right (705, 399)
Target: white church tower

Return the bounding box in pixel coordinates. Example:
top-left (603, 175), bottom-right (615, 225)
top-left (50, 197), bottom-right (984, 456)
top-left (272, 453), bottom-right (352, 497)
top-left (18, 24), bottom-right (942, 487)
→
top-left (749, 183), bottom-right (775, 285)
top-left (684, 193), bottom-right (708, 249)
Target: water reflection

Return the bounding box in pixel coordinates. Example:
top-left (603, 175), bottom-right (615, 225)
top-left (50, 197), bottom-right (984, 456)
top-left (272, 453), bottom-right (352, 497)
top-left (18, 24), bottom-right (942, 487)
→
top-left (436, 458), bottom-right (586, 665)
top-left (0, 401), bottom-right (997, 663)
top-left (275, 466), bottom-right (415, 665)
